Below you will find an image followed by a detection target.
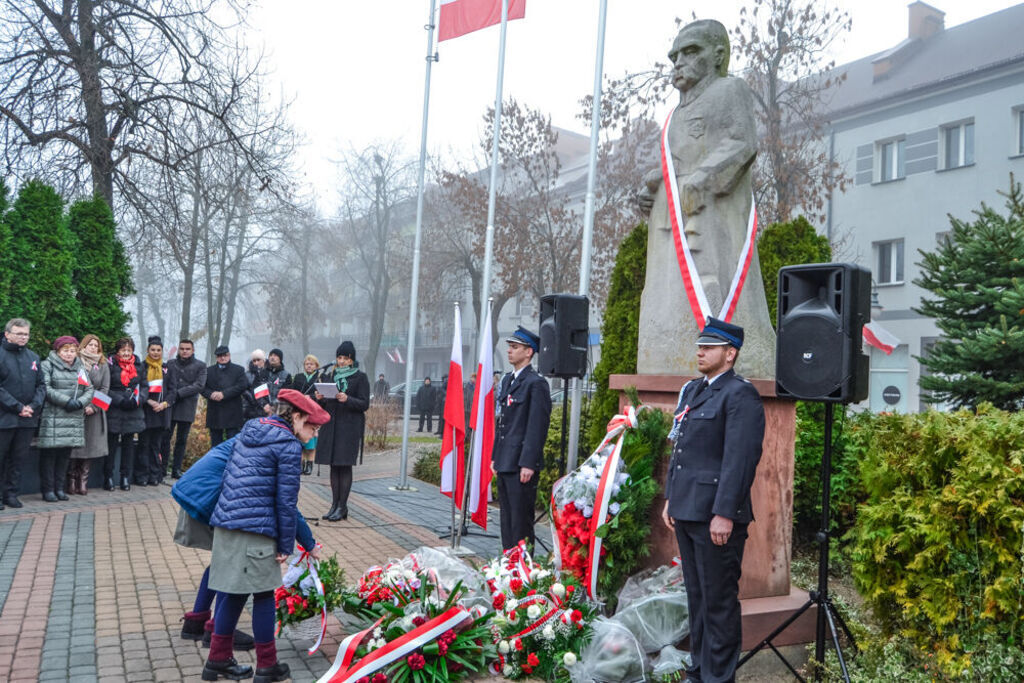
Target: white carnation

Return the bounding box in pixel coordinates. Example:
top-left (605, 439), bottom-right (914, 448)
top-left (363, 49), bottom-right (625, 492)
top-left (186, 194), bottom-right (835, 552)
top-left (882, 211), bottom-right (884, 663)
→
top-left (503, 665), bottom-right (514, 676)
top-left (373, 627), bottom-right (382, 638)
top-left (542, 625), bottom-right (555, 640)
top-left (498, 640), bottom-right (510, 654)
top-left (526, 604), bottom-right (541, 619)
top-left (551, 583), bottom-right (566, 598)
top-left (563, 652), bottom-right (577, 666)
top-left (506, 598), bottom-right (518, 611)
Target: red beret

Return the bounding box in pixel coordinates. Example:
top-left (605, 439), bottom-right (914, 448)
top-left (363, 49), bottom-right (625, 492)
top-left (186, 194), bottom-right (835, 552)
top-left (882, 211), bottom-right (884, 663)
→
top-left (276, 389), bottom-right (331, 425)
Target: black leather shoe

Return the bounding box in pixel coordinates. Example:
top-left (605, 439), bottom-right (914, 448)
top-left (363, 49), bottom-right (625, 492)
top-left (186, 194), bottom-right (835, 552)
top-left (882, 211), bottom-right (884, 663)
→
top-left (104, 477), bottom-right (115, 491)
top-left (55, 490), bottom-right (69, 501)
top-left (202, 629), bottom-right (255, 651)
top-left (120, 477), bottom-right (131, 491)
top-left (43, 492), bottom-right (58, 502)
top-left (322, 503), bottom-right (338, 520)
top-left (325, 507), bottom-right (344, 522)
top-left (171, 469), bottom-right (182, 479)
top-left (4, 497), bottom-right (22, 508)
top-left (201, 657), bottom-right (253, 681)
top-left (254, 661), bottom-right (290, 683)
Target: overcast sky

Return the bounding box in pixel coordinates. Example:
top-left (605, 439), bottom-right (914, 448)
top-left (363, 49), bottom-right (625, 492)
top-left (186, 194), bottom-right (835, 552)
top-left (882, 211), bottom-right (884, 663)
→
top-left (247, 1), bottom-right (1023, 211)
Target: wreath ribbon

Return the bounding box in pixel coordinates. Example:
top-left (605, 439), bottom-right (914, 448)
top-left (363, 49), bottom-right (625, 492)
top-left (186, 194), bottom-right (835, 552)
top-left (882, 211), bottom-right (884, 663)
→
top-left (277, 544), bottom-right (327, 654)
top-left (660, 110), bottom-right (759, 329)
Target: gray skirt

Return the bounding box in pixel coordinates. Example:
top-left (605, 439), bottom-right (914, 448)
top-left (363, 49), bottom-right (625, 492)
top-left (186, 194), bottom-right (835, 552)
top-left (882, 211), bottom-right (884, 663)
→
top-left (209, 527), bottom-right (281, 595)
top-left (173, 509), bottom-right (214, 551)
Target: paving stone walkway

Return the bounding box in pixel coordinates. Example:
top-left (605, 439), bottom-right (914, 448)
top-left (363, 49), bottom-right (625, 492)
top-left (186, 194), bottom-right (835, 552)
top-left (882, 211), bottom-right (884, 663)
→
top-left (0, 443), bottom-right (531, 682)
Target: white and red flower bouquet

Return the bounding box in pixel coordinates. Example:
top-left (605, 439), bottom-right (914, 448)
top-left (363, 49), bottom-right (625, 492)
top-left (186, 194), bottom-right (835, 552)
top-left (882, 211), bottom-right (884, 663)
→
top-left (551, 408), bottom-right (638, 597)
top-left (483, 542), bottom-right (598, 681)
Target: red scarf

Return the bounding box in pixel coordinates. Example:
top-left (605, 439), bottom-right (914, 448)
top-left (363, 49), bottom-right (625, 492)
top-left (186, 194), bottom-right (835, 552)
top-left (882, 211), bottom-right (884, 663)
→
top-left (116, 355), bottom-right (137, 387)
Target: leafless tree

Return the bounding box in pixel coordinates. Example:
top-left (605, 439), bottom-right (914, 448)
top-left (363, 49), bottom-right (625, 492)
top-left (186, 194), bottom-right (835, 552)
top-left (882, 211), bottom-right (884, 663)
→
top-left (0, 0), bottom-right (272, 214)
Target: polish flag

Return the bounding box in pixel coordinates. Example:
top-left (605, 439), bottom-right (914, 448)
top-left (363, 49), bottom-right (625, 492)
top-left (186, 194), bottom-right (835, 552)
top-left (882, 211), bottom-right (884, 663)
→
top-left (438, 0), bottom-right (526, 42)
top-left (440, 307), bottom-right (466, 504)
top-left (149, 378), bottom-right (163, 395)
top-left (393, 347), bottom-right (404, 365)
top-left (863, 321), bottom-right (900, 355)
top-left (77, 369), bottom-right (90, 387)
top-left (254, 383), bottom-right (270, 399)
top-left (92, 391), bottom-right (111, 411)
top-left (467, 303), bottom-right (495, 528)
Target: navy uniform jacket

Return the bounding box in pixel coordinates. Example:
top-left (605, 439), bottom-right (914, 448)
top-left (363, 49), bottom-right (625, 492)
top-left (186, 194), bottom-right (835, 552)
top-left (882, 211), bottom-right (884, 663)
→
top-left (493, 365), bottom-right (552, 473)
top-left (666, 369), bottom-right (765, 523)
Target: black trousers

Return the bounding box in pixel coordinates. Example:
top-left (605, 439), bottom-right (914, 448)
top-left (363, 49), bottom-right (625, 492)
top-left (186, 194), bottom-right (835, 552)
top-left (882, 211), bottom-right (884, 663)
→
top-left (208, 427), bottom-right (239, 447)
top-left (167, 420), bottom-right (193, 472)
top-left (0, 427), bottom-right (34, 500)
top-left (673, 519), bottom-right (748, 683)
top-left (496, 470), bottom-right (538, 551)
top-left (136, 427), bottom-right (164, 483)
top-left (39, 447), bottom-right (72, 494)
top-left (106, 432), bottom-right (137, 480)
top-left (417, 412), bottom-right (433, 432)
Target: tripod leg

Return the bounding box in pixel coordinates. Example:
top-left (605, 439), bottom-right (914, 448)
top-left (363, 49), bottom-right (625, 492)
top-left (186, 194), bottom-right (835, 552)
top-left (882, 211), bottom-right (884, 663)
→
top-left (737, 598), bottom-right (814, 667)
top-left (826, 598), bottom-right (858, 651)
top-left (823, 602), bottom-right (851, 683)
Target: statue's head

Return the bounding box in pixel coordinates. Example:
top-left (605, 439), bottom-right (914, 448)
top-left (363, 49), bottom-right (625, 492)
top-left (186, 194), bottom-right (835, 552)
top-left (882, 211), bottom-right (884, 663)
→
top-left (669, 20), bottom-right (730, 91)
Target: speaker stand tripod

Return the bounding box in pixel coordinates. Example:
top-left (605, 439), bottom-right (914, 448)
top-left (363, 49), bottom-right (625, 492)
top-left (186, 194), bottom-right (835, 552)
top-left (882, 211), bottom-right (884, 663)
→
top-left (736, 402), bottom-right (857, 682)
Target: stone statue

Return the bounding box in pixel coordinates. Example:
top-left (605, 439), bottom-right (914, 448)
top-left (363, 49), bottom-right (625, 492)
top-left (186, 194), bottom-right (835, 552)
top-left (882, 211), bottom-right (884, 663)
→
top-left (637, 19), bottom-right (776, 379)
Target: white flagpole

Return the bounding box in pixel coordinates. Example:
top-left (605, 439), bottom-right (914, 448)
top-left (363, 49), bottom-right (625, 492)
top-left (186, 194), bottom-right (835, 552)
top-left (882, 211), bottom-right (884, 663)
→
top-left (398, 0), bottom-right (439, 490)
top-left (477, 0), bottom-right (510, 366)
top-left (567, 0), bottom-right (609, 472)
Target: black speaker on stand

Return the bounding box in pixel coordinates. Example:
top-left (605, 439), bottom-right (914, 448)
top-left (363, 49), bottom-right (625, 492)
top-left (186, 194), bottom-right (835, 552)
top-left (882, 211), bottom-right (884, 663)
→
top-left (738, 263), bottom-right (869, 682)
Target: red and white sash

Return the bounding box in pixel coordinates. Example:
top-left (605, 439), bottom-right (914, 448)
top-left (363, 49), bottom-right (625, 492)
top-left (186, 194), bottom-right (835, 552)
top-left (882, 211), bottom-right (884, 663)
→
top-left (660, 110), bottom-right (759, 329)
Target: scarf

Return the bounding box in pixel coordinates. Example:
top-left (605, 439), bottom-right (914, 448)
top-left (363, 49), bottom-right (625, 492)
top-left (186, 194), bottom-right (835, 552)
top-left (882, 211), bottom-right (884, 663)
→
top-left (145, 355), bottom-right (163, 383)
top-left (79, 349), bottom-right (102, 370)
top-left (334, 363), bottom-right (358, 392)
top-left (116, 355), bottom-right (137, 387)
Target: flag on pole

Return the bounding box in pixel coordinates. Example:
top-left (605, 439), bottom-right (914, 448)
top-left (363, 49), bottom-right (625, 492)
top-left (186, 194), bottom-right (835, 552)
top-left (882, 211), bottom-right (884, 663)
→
top-left (77, 369), bottom-right (90, 387)
top-left (393, 347), bottom-right (404, 364)
top-left (254, 383), bottom-right (270, 400)
top-left (92, 391), bottom-right (111, 411)
top-left (468, 303), bottom-right (495, 528)
top-left (440, 307), bottom-right (466, 503)
top-left (863, 321), bottom-right (900, 355)
top-left (149, 378), bottom-right (163, 395)
top-left (438, 0), bottom-right (526, 42)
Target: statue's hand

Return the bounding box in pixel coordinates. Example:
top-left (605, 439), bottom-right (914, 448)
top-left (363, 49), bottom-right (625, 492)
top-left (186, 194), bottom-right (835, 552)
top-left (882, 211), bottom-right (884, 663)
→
top-left (637, 168), bottom-right (662, 214)
top-left (637, 186), bottom-right (655, 214)
top-left (680, 170), bottom-right (709, 216)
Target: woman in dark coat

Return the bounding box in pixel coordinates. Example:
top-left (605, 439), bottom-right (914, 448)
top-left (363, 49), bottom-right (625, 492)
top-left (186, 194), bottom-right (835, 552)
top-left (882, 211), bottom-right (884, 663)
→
top-left (69, 334), bottom-right (110, 494)
top-left (314, 341), bottom-right (369, 521)
top-left (290, 354), bottom-right (321, 475)
top-left (138, 336), bottom-right (177, 486)
top-left (105, 337), bottom-right (149, 491)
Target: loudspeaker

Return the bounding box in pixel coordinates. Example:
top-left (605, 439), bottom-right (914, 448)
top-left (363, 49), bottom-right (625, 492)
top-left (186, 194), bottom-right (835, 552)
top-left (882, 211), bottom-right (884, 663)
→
top-left (538, 294), bottom-right (589, 379)
top-left (776, 263), bottom-right (870, 403)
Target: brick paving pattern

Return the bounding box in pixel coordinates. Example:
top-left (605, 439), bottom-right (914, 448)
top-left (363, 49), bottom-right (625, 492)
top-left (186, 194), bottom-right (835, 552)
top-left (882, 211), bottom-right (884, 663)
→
top-left (0, 442), bottom-right (517, 681)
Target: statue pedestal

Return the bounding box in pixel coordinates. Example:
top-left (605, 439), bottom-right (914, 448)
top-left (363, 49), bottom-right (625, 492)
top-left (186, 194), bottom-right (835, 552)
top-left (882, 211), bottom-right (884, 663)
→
top-left (609, 373), bottom-right (816, 648)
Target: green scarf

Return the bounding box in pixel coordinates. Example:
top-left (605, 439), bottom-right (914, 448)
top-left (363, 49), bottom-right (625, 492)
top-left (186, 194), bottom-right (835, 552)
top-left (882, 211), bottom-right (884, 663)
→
top-left (333, 363), bottom-right (358, 392)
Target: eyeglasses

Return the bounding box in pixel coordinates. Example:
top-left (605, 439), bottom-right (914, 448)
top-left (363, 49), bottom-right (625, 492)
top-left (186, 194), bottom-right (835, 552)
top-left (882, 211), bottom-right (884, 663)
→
top-left (8, 332), bottom-right (29, 338)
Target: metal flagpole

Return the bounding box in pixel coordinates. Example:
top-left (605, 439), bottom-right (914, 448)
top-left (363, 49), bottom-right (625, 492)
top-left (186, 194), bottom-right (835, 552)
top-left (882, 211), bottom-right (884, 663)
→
top-left (477, 0), bottom-right (510, 355)
top-left (397, 0), bottom-right (439, 490)
top-left (566, 0), bottom-right (608, 472)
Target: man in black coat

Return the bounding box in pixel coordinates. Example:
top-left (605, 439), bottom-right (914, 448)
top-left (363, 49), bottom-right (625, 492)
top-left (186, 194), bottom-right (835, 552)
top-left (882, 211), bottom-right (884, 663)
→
top-left (661, 317), bottom-right (765, 683)
top-left (372, 374), bottom-right (390, 404)
top-left (165, 339), bottom-right (207, 478)
top-left (493, 327), bottom-right (552, 550)
top-left (0, 318), bottom-right (45, 508)
top-left (415, 377), bottom-right (436, 432)
top-left (201, 346), bottom-right (248, 447)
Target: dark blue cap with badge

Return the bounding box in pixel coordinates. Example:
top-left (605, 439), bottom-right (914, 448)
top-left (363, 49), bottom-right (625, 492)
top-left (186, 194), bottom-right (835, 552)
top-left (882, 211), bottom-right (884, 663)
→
top-left (505, 326), bottom-right (540, 353)
top-left (697, 317), bottom-right (744, 348)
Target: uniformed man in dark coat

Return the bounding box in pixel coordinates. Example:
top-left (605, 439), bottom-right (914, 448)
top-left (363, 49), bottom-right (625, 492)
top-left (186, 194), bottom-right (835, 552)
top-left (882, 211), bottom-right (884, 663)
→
top-left (0, 318), bottom-right (45, 508)
top-left (201, 346), bottom-right (248, 446)
top-left (662, 317), bottom-right (765, 683)
top-left (493, 326), bottom-right (552, 550)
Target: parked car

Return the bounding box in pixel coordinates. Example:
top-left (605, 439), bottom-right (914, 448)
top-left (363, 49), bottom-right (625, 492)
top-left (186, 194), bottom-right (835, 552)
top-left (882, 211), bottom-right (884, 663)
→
top-left (549, 382), bottom-right (596, 405)
top-left (389, 380), bottom-right (427, 415)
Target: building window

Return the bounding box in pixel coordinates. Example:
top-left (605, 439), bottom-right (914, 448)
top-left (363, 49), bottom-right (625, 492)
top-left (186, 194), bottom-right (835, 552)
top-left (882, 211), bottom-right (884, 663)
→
top-left (877, 138), bottom-right (905, 182)
top-left (1016, 108), bottom-right (1024, 155)
top-left (876, 239), bottom-right (904, 284)
top-left (941, 120), bottom-right (974, 169)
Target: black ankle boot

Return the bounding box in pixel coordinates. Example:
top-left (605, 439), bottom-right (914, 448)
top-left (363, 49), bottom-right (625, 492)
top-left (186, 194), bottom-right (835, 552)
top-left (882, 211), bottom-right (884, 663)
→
top-left (322, 503), bottom-right (338, 520)
top-left (120, 476), bottom-right (131, 491)
top-left (55, 489), bottom-right (69, 501)
top-left (201, 657), bottom-right (253, 681)
top-left (326, 506), bottom-right (344, 522)
top-left (254, 661), bottom-right (290, 683)
top-left (104, 476), bottom-right (115, 491)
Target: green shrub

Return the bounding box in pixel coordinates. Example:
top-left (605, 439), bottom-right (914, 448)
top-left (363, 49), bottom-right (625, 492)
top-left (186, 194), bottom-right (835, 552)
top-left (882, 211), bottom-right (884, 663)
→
top-left (848, 405), bottom-right (1024, 676)
top-left (411, 448), bottom-right (442, 486)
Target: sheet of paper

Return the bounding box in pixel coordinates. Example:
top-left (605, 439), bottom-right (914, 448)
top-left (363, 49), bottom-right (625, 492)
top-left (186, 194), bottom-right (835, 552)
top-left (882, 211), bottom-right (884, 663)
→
top-left (315, 383), bottom-right (338, 399)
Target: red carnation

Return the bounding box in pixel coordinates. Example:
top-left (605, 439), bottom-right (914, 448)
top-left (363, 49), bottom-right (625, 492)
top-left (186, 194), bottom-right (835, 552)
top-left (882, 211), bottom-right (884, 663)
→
top-left (514, 638), bottom-right (524, 651)
top-left (412, 616), bottom-right (427, 627)
top-left (522, 665), bottom-right (534, 674)
top-left (510, 577), bottom-right (523, 591)
top-left (492, 593), bottom-right (505, 610)
top-left (407, 653), bottom-right (426, 670)
top-left (571, 609), bottom-right (583, 622)
top-left (566, 585), bottom-right (575, 594)
top-left (527, 652), bottom-right (540, 667)
top-left (356, 678), bottom-right (369, 683)
top-left (372, 675), bottom-right (388, 683)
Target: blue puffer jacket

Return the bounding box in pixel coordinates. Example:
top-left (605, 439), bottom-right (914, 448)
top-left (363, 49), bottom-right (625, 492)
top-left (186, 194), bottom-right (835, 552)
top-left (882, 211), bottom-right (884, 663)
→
top-left (209, 416), bottom-right (303, 555)
top-left (172, 436), bottom-right (314, 550)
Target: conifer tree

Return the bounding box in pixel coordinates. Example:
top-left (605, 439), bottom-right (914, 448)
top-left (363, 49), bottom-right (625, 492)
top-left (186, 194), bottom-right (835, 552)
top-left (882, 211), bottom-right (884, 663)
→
top-left (5, 181), bottom-right (81, 354)
top-left (915, 175), bottom-right (1024, 410)
top-left (0, 180), bottom-right (11, 314)
top-left (756, 215), bottom-right (832, 327)
top-left (68, 196), bottom-right (133, 348)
